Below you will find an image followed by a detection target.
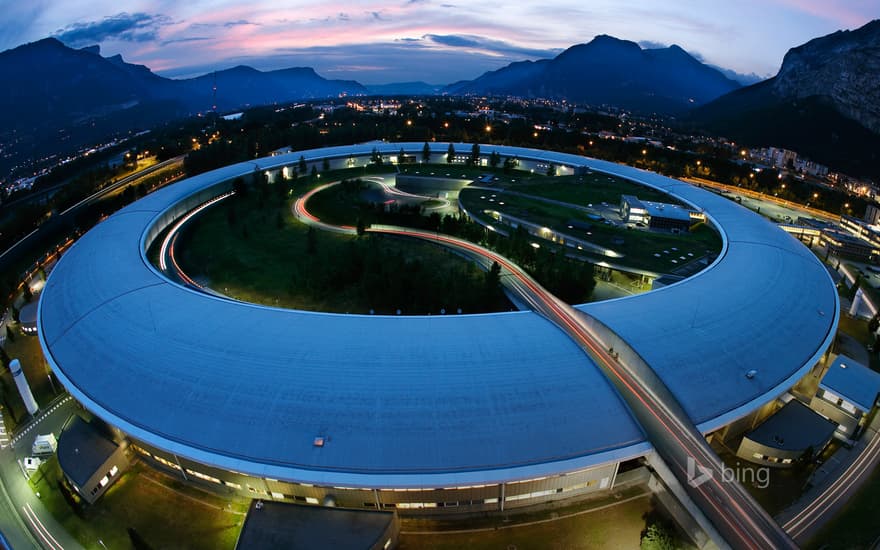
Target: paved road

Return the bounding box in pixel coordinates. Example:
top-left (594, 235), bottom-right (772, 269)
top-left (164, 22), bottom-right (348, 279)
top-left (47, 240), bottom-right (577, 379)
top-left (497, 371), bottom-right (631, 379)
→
top-left (0, 395), bottom-right (83, 549)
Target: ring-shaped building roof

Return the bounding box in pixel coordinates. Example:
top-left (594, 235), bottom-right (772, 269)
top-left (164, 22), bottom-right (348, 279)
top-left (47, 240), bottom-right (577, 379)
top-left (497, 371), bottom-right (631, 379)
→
top-left (38, 144), bottom-right (838, 488)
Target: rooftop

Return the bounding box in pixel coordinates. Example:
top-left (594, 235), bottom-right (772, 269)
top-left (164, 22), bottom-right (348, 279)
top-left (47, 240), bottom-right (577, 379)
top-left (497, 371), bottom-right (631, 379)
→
top-left (745, 400), bottom-right (837, 452)
top-left (39, 143), bottom-right (838, 487)
top-left (57, 415), bottom-right (119, 487)
top-left (235, 500), bottom-right (396, 550)
top-left (820, 354), bottom-right (880, 411)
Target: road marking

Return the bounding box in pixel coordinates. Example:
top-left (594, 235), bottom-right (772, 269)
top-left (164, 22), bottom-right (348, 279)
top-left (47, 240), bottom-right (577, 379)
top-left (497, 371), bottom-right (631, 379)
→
top-left (22, 503), bottom-right (64, 550)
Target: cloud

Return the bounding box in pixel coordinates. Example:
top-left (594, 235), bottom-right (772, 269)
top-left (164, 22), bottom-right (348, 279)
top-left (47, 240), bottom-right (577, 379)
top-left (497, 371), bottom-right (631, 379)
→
top-left (161, 36), bottom-right (213, 47)
top-left (423, 34), bottom-right (561, 59)
top-left (223, 19), bottom-right (260, 28)
top-left (638, 40), bottom-right (668, 50)
top-left (53, 12), bottom-right (171, 46)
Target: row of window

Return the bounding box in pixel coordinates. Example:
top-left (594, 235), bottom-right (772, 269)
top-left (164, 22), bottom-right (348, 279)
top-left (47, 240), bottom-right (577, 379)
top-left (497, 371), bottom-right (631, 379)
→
top-left (751, 452), bottom-right (793, 464)
top-left (821, 390), bottom-right (858, 415)
top-left (90, 464), bottom-right (120, 496)
top-left (132, 443), bottom-right (612, 508)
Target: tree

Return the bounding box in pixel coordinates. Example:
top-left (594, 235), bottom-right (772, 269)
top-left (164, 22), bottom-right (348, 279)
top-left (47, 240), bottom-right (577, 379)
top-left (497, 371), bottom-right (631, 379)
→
top-left (503, 156), bottom-right (516, 173)
top-left (322, 157), bottom-right (330, 172)
top-left (306, 226), bottom-right (318, 255)
top-left (22, 284), bottom-right (32, 303)
top-left (640, 522), bottom-right (677, 550)
top-left (232, 177), bottom-right (246, 196)
top-left (546, 162), bottom-right (557, 177)
top-left (311, 165), bottom-right (319, 178)
top-left (422, 142), bottom-right (431, 162)
top-left (356, 217), bottom-right (367, 237)
top-left (298, 155), bottom-right (308, 174)
top-left (489, 150), bottom-right (501, 169)
top-left (447, 143), bottom-right (455, 164)
top-left (484, 261), bottom-right (502, 306)
top-left (11, 305), bottom-right (19, 322)
top-left (5, 325), bottom-right (14, 342)
top-left (371, 147), bottom-right (383, 165)
top-left (470, 143), bottom-right (481, 166)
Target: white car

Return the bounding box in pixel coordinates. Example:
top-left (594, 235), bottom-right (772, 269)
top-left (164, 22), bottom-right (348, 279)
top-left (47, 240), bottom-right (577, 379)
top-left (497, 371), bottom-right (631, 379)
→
top-left (24, 457), bottom-right (42, 473)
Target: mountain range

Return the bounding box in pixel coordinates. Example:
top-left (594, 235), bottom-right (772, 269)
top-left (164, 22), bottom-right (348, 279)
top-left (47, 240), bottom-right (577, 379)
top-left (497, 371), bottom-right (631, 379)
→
top-left (446, 35), bottom-right (742, 113)
top-left (1, 22), bottom-right (879, 179)
top-left (692, 19), bottom-right (880, 178)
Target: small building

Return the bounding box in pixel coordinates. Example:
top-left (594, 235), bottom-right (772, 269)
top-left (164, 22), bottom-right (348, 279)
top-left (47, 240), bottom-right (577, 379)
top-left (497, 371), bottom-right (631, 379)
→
top-left (19, 301), bottom-right (39, 335)
top-left (235, 500), bottom-right (399, 550)
top-left (736, 400), bottom-right (837, 468)
top-left (811, 354), bottom-right (880, 439)
top-left (57, 415), bottom-right (129, 504)
top-left (620, 195), bottom-right (702, 232)
top-left (820, 228), bottom-right (875, 261)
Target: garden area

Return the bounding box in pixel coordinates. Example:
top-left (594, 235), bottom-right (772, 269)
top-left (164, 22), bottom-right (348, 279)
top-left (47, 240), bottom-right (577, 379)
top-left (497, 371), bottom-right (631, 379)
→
top-left (175, 175), bottom-right (512, 315)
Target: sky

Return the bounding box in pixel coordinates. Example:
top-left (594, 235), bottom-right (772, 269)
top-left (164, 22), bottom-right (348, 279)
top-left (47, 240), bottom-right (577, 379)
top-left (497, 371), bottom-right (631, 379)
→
top-left (1, 1), bottom-right (877, 84)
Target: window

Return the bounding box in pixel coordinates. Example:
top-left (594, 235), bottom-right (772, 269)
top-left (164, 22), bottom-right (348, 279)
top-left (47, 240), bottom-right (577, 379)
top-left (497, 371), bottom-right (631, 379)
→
top-left (225, 481), bottom-right (242, 490)
top-left (153, 455), bottom-right (181, 471)
top-left (132, 445), bottom-right (152, 458)
top-left (305, 497), bottom-right (319, 504)
top-left (109, 465), bottom-right (118, 477)
top-left (822, 390), bottom-right (841, 405)
top-left (840, 400), bottom-right (857, 415)
top-left (186, 469), bottom-right (221, 484)
top-left (99, 476), bottom-right (109, 487)
top-left (271, 492), bottom-right (284, 499)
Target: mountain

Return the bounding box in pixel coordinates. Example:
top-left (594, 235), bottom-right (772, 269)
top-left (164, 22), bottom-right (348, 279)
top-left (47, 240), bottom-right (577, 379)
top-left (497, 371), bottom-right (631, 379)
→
top-left (0, 38), bottom-right (366, 175)
top-left (692, 19), bottom-right (880, 178)
top-left (444, 35), bottom-right (741, 113)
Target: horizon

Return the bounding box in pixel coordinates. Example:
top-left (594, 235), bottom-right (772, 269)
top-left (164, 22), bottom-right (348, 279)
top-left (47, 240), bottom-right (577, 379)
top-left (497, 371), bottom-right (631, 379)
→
top-left (2, 1), bottom-right (877, 85)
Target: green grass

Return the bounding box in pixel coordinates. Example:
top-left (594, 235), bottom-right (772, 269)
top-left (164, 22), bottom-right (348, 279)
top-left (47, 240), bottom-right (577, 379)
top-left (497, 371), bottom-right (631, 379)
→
top-left (459, 188), bottom-right (721, 273)
top-left (513, 173), bottom-right (678, 206)
top-left (31, 459), bottom-right (247, 550)
top-left (806, 465), bottom-right (880, 549)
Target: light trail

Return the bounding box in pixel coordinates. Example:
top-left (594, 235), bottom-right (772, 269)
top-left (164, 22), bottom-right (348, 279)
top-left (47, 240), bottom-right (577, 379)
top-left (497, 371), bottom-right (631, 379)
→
top-left (783, 423), bottom-right (880, 540)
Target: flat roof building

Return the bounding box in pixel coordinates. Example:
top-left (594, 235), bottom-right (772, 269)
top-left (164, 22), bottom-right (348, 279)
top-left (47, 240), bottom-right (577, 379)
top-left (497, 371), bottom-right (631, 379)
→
top-left (736, 400), bottom-right (837, 468)
top-left (235, 501), bottom-right (399, 550)
top-left (619, 195), bottom-right (702, 232)
top-left (811, 354), bottom-right (880, 439)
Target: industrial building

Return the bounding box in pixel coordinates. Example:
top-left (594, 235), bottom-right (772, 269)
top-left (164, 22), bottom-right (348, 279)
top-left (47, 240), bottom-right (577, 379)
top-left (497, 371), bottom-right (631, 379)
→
top-left (619, 195), bottom-right (704, 232)
top-left (736, 400), bottom-right (837, 468)
top-left (38, 144), bottom-right (838, 515)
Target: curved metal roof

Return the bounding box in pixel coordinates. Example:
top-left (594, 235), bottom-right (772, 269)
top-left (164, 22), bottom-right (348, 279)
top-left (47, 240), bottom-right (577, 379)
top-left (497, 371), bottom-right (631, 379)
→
top-left (38, 144), bottom-right (837, 487)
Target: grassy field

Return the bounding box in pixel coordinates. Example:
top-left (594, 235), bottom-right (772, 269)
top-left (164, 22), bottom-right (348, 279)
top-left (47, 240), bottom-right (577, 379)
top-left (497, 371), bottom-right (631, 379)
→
top-left (31, 458), bottom-right (247, 550)
top-left (399, 495), bottom-right (656, 550)
top-left (512, 174), bottom-right (677, 206)
top-left (176, 183), bottom-right (511, 315)
top-left (459, 188), bottom-right (721, 273)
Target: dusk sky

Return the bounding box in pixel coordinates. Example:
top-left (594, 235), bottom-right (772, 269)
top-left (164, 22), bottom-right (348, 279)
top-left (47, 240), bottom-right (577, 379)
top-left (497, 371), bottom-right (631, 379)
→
top-left (2, 1), bottom-right (877, 84)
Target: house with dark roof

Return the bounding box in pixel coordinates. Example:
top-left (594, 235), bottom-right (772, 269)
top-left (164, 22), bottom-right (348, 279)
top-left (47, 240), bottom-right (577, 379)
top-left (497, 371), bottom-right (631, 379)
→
top-left (57, 415), bottom-right (129, 504)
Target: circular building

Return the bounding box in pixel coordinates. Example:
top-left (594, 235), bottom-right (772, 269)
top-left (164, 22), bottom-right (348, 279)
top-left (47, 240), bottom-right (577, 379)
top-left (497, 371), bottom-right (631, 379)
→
top-left (38, 144), bottom-right (838, 513)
